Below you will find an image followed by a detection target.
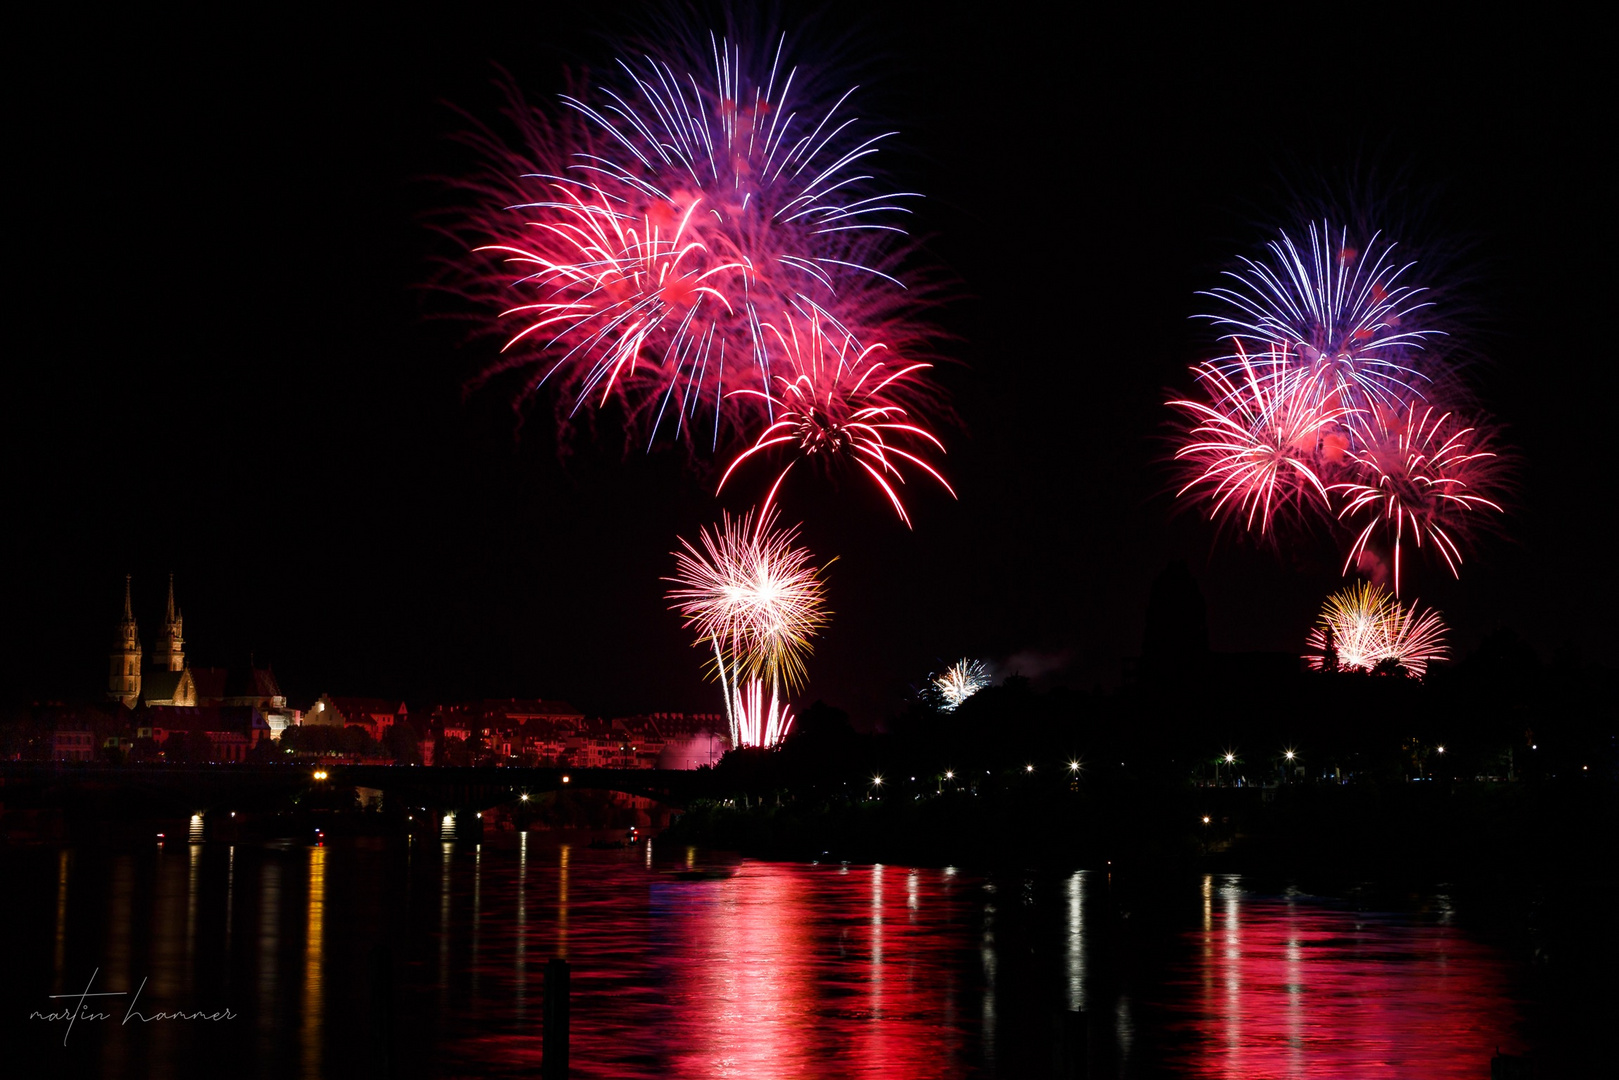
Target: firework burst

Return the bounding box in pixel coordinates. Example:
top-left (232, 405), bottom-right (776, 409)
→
top-left (1304, 582), bottom-right (1448, 677)
top-left (719, 312), bottom-right (952, 525)
top-left (666, 507), bottom-right (830, 747)
top-left (931, 658), bottom-right (989, 711)
top-left (1169, 344), bottom-right (1350, 534)
top-left (1333, 405), bottom-right (1505, 595)
top-left (1199, 221), bottom-right (1438, 416)
top-left (1170, 214), bottom-right (1512, 591)
top-left (454, 29), bottom-right (923, 451)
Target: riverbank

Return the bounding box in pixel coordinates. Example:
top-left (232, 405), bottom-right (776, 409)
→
top-left (660, 776), bottom-right (1618, 882)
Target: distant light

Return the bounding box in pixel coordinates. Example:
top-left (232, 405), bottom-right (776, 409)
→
top-left (521, 793), bottom-right (530, 801)
top-left (1025, 764), bottom-right (1034, 773)
top-left (230, 812), bottom-right (236, 818)
top-left (1436, 746), bottom-right (1445, 754)
top-left (1532, 744), bottom-right (1537, 750)
top-left (1284, 751), bottom-right (1296, 761)
top-left (1202, 816), bottom-right (1210, 824)
top-left (873, 775), bottom-right (883, 786)
top-left (1224, 753), bottom-right (1235, 763)
top-left (1068, 761), bottom-right (1081, 772)
top-left (561, 775), bottom-right (571, 784)
top-left (944, 771), bottom-right (954, 780)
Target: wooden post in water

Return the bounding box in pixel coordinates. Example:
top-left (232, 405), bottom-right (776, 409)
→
top-left (543, 957), bottom-right (570, 1079)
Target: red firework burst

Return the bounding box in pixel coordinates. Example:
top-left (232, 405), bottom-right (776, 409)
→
top-left (718, 312), bottom-right (953, 526)
top-left (445, 33), bottom-right (928, 454)
top-left (1333, 405), bottom-right (1505, 595)
top-left (1168, 344), bottom-right (1352, 535)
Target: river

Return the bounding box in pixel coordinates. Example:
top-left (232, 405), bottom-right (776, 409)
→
top-left (1, 833), bottom-right (1555, 1077)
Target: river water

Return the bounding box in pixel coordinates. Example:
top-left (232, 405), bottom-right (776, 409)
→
top-left (2, 834), bottom-right (1547, 1077)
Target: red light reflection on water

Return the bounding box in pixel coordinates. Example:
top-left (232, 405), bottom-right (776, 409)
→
top-left (1159, 876), bottom-right (1527, 1078)
top-left (645, 861), bottom-right (970, 1080)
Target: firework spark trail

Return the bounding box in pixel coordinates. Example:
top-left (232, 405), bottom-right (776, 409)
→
top-left (932, 659), bottom-right (989, 710)
top-left (666, 507), bottom-right (829, 747)
top-left (719, 311), bottom-right (953, 525)
top-left (456, 30), bottom-right (924, 451)
top-left (731, 676), bottom-right (795, 747)
top-left (1304, 582), bottom-right (1448, 677)
top-left (1332, 405), bottom-right (1505, 595)
top-left (1169, 343), bottom-right (1351, 534)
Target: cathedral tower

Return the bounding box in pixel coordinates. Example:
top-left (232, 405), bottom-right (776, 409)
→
top-left (152, 572), bottom-right (185, 672)
top-left (107, 574), bottom-right (142, 708)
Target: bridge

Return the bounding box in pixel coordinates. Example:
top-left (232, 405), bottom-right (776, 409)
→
top-left (0, 762), bottom-right (726, 843)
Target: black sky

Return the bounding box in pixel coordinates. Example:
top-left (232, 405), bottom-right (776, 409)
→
top-left (6, 3), bottom-right (1612, 726)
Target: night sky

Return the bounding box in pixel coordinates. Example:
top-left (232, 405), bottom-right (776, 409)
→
top-left (7, 4), bottom-right (1610, 726)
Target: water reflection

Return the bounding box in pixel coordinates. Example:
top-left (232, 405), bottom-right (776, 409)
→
top-left (1160, 874), bottom-right (1526, 1078)
top-left (53, 849), bottom-right (69, 995)
top-left (302, 845), bottom-right (325, 1079)
top-left (1066, 869), bottom-right (1086, 1013)
top-left (9, 843), bottom-right (1538, 1079)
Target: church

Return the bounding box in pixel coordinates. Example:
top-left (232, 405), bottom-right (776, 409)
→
top-left (105, 574), bottom-right (290, 718)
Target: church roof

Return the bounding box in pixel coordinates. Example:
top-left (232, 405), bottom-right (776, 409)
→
top-left (143, 670), bottom-right (184, 704)
top-left (224, 666), bottom-right (282, 701)
top-left (190, 667), bottom-right (229, 702)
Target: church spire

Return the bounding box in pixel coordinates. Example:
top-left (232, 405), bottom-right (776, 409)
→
top-left (108, 574), bottom-right (142, 707)
top-left (155, 571), bottom-right (186, 673)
